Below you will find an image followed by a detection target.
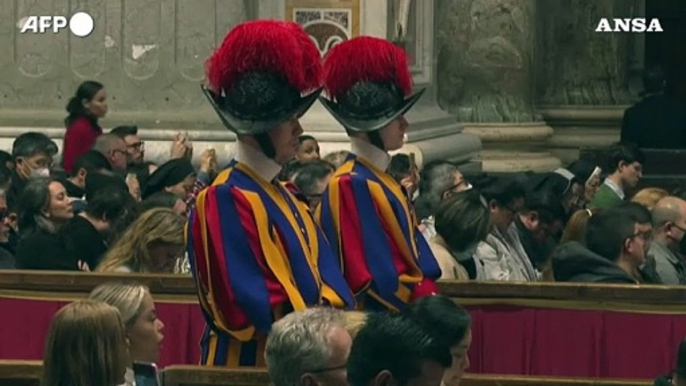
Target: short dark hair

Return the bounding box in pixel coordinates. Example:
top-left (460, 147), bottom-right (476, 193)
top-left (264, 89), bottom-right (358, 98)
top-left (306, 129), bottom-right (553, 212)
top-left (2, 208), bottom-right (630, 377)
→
top-left (388, 154), bottom-right (412, 182)
top-left (110, 125), bottom-right (138, 139)
top-left (0, 165), bottom-right (10, 189)
top-left (643, 66), bottom-right (665, 93)
top-left (0, 151), bottom-right (12, 166)
top-left (298, 135), bottom-right (317, 144)
top-left (403, 295), bottom-right (472, 349)
top-left (435, 190), bottom-right (491, 252)
top-left (585, 203), bottom-right (650, 262)
top-left (12, 132), bottom-right (58, 160)
top-left (71, 150), bottom-right (112, 177)
top-left (607, 142), bottom-right (645, 174)
top-left (478, 176), bottom-right (525, 207)
top-left (85, 188), bottom-right (136, 222)
top-left (292, 160), bottom-right (334, 197)
top-left (140, 191), bottom-right (181, 212)
top-left (522, 189), bottom-right (566, 225)
top-left (347, 313), bottom-right (451, 386)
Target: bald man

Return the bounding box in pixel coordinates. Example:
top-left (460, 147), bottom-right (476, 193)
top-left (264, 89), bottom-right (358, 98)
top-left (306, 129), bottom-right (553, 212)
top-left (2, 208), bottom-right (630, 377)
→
top-left (93, 134), bottom-right (128, 172)
top-left (650, 196), bottom-right (686, 285)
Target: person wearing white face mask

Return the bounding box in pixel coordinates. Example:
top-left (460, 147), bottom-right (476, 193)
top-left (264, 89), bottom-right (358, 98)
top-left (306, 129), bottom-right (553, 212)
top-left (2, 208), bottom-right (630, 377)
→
top-left (430, 190), bottom-right (492, 280)
top-left (7, 132), bottom-right (58, 212)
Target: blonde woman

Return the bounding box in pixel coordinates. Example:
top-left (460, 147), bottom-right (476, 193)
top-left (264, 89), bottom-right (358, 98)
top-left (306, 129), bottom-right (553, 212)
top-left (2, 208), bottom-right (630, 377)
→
top-left (90, 282), bottom-right (165, 385)
top-left (41, 300), bottom-right (129, 386)
top-left (631, 187), bottom-right (669, 211)
top-left (96, 208), bottom-right (185, 273)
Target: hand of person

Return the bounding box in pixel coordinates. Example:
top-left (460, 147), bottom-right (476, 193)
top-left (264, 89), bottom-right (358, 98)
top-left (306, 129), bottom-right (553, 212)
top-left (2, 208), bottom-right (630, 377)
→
top-left (199, 148), bottom-right (217, 174)
top-left (77, 260), bottom-right (91, 272)
top-left (126, 173), bottom-right (141, 202)
top-left (400, 175), bottom-right (417, 197)
top-left (170, 132), bottom-right (187, 159)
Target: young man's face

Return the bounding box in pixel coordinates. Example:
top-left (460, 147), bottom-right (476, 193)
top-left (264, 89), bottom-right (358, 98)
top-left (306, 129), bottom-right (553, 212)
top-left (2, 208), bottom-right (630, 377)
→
top-left (268, 117), bottom-right (304, 165)
top-left (618, 161), bottom-right (643, 188)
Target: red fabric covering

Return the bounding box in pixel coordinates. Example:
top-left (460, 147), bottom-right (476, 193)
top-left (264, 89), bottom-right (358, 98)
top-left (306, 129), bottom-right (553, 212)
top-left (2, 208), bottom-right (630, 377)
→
top-left (2, 296), bottom-right (685, 378)
top-left (0, 297), bottom-right (204, 366)
top-left (466, 305), bottom-right (686, 378)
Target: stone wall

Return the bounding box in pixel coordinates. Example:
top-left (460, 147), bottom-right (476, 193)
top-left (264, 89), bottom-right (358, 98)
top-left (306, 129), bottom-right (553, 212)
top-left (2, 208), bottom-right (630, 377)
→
top-left (0, 0), bottom-right (481, 170)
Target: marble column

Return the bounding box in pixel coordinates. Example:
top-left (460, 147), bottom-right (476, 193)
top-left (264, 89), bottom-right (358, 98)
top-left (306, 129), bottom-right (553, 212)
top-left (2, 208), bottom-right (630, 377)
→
top-left (435, 0), bottom-right (558, 172)
top-left (536, 0), bottom-right (641, 164)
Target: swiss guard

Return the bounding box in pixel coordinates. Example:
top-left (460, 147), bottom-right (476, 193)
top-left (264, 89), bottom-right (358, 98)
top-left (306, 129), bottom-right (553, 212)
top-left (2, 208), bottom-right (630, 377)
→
top-left (317, 36), bottom-right (441, 311)
top-left (187, 20), bottom-right (354, 368)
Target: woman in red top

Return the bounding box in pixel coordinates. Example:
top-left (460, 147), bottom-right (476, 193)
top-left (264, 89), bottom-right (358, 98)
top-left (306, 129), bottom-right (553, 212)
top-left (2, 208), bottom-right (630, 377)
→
top-left (63, 81), bottom-right (108, 173)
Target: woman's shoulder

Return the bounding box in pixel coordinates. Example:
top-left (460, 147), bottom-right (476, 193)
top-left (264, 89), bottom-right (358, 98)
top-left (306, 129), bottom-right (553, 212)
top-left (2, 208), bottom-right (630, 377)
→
top-left (67, 116), bottom-right (99, 132)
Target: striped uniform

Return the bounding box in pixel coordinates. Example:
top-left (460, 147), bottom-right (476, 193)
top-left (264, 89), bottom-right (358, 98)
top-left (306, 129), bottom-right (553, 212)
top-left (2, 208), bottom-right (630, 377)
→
top-left (187, 160), bottom-right (354, 367)
top-left (317, 153), bottom-right (441, 312)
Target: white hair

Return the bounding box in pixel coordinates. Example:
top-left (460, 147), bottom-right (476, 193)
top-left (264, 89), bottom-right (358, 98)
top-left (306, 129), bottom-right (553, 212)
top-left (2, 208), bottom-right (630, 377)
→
top-left (265, 307), bottom-right (344, 386)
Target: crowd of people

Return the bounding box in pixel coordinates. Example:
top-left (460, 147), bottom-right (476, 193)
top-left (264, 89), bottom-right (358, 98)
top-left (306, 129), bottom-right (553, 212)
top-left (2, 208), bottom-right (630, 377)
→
top-left (6, 17), bottom-right (686, 386)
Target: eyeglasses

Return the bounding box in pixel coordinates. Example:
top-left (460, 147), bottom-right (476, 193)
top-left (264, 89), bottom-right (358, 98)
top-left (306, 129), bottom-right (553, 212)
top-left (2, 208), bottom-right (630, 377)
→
top-left (128, 141), bottom-right (145, 150)
top-left (442, 180), bottom-right (472, 198)
top-left (629, 230), bottom-right (653, 243)
top-left (304, 364), bottom-right (346, 374)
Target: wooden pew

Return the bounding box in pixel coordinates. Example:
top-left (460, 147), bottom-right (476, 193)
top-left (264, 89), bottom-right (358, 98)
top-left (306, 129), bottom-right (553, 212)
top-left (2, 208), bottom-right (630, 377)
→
top-left (2, 271), bottom-right (685, 379)
top-left (161, 366), bottom-right (653, 386)
top-left (0, 360), bottom-right (41, 386)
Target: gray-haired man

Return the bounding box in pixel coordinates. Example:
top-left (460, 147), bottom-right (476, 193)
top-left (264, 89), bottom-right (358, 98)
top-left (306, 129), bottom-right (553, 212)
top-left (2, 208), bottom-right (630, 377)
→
top-left (265, 308), bottom-right (351, 386)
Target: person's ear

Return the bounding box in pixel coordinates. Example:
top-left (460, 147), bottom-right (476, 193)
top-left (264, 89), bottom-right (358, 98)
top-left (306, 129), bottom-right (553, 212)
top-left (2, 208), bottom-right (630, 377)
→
top-left (528, 211), bottom-right (539, 226)
top-left (374, 370), bottom-right (394, 386)
top-left (489, 200), bottom-right (498, 212)
top-left (299, 373), bottom-right (317, 386)
top-left (77, 168), bottom-right (87, 180)
top-left (618, 160), bottom-right (628, 172)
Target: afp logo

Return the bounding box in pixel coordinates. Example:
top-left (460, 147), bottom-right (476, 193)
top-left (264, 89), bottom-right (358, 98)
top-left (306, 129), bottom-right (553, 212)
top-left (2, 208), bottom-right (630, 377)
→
top-left (19, 12), bottom-right (95, 37)
top-left (595, 18), bottom-right (663, 33)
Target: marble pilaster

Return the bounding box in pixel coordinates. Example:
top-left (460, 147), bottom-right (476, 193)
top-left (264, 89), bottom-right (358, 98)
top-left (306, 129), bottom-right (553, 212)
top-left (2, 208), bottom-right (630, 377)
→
top-left (536, 0), bottom-right (642, 163)
top-left (435, 0), bottom-right (558, 172)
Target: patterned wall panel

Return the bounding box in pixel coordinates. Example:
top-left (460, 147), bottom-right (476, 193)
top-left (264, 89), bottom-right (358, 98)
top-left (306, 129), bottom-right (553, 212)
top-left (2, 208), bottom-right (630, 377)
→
top-left (286, 0), bottom-right (360, 56)
top-left (0, 0), bottom-right (250, 112)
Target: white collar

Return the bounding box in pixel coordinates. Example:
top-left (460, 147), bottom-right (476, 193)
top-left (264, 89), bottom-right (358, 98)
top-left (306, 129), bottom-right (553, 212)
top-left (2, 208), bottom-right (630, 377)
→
top-left (235, 140), bottom-right (282, 183)
top-left (350, 137), bottom-right (391, 172)
top-left (603, 178), bottom-right (625, 200)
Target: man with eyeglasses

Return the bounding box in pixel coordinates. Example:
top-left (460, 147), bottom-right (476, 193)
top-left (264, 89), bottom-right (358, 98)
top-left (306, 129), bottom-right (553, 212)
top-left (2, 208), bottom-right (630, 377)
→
top-left (265, 308), bottom-right (350, 386)
top-left (110, 125), bottom-right (145, 166)
top-left (552, 202), bottom-right (652, 283)
top-left (648, 196), bottom-right (686, 285)
top-left (473, 176), bottom-right (534, 281)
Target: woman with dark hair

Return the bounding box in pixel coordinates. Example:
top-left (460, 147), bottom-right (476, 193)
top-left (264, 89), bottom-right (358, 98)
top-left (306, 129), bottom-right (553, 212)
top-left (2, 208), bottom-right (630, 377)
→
top-left (16, 178), bottom-right (75, 269)
top-left (63, 81), bottom-right (107, 174)
top-left (567, 160), bottom-right (602, 203)
top-left (404, 295), bottom-right (472, 386)
top-left (295, 134), bottom-right (320, 162)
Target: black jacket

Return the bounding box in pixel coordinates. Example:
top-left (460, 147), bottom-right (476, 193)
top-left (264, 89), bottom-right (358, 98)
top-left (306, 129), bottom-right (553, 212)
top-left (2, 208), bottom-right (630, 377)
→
top-left (552, 241), bottom-right (636, 283)
top-left (621, 94), bottom-right (686, 149)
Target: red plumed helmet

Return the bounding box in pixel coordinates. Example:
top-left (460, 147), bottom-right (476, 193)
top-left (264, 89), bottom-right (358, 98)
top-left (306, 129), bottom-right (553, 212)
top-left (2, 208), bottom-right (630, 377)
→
top-left (318, 36), bottom-right (425, 133)
top-left (201, 20), bottom-right (323, 135)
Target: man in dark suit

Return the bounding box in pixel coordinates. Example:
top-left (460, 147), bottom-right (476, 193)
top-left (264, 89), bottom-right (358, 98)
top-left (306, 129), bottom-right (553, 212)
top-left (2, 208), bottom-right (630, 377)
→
top-left (621, 66), bottom-right (686, 149)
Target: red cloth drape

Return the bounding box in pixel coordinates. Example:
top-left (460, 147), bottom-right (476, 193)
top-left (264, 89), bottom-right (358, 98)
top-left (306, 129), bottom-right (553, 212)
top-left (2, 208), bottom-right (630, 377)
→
top-left (1, 296), bottom-right (685, 378)
top-left (0, 297), bottom-right (204, 366)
